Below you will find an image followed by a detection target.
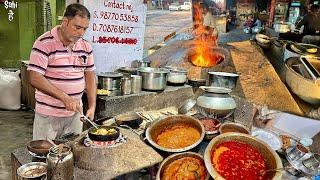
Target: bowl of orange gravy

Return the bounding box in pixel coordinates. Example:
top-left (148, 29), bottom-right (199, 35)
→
top-left (146, 115), bottom-right (205, 152)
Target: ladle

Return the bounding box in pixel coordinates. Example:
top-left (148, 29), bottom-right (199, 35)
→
top-left (82, 115), bottom-right (99, 129)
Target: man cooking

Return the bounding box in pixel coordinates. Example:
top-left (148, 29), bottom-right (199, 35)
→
top-left (295, 4), bottom-right (320, 46)
top-left (28, 3), bottom-right (96, 140)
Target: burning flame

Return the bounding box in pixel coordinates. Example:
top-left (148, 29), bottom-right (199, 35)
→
top-left (190, 2), bottom-right (220, 67)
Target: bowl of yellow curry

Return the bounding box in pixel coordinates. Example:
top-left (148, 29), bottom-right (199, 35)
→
top-left (146, 115), bottom-right (205, 153)
top-left (88, 126), bottom-right (120, 141)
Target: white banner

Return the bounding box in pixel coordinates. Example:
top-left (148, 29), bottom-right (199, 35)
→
top-left (83, 0), bottom-right (147, 73)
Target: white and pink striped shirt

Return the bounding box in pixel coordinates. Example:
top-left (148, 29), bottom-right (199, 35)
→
top-left (28, 26), bottom-right (95, 117)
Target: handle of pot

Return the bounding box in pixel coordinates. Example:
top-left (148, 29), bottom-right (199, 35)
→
top-left (300, 57), bottom-right (320, 81)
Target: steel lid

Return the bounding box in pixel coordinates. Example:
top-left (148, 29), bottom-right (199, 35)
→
top-left (97, 72), bottom-right (123, 78)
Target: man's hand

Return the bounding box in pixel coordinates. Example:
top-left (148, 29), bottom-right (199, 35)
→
top-left (62, 95), bottom-right (82, 112)
top-left (85, 107), bottom-right (95, 120)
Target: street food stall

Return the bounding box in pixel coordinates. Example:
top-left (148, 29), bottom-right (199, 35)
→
top-left (12, 35), bottom-right (320, 179)
top-left (11, 0), bottom-right (320, 179)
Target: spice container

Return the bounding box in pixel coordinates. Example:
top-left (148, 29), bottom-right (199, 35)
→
top-left (131, 75), bottom-right (142, 94)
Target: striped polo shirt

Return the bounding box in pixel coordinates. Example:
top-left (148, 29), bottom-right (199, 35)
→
top-left (28, 26), bottom-right (95, 117)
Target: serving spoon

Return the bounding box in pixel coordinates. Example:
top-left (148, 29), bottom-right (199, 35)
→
top-left (259, 167), bottom-right (291, 175)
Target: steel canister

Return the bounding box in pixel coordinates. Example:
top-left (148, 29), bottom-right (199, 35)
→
top-left (131, 75), bottom-right (142, 94)
top-left (47, 145), bottom-right (74, 180)
top-left (121, 77), bottom-right (132, 95)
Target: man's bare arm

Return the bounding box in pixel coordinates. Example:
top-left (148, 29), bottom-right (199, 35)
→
top-left (84, 71), bottom-right (97, 120)
top-left (29, 70), bottom-right (81, 112)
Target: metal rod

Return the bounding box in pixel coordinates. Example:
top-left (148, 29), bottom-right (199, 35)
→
top-left (82, 115), bottom-right (99, 129)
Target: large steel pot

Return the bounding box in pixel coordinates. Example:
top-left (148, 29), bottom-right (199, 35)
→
top-left (145, 115), bottom-right (205, 153)
top-left (97, 72), bottom-right (123, 90)
top-left (137, 67), bottom-right (169, 91)
top-left (208, 71), bottom-right (239, 90)
top-left (204, 133), bottom-right (283, 180)
top-left (284, 42), bottom-right (320, 62)
top-left (285, 57), bottom-right (320, 105)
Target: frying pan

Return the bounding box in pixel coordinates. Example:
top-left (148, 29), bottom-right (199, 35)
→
top-left (115, 112), bottom-right (143, 129)
top-left (88, 126), bottom-right (120, 141)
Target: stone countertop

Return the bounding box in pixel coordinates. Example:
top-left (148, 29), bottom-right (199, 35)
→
top-left (12, 128), bottom-right (163, 180)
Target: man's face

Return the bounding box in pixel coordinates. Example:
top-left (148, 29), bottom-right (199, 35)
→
top-left (62, 15), bottom-right (89, 43)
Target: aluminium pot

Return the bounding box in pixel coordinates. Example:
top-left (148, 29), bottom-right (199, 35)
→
top-left (196, 86), bottom-right (236, 119)
top-left (137, 67), bottom-right (169, 91)
top-left (137, 60), bottom-right (151, 68)
top-left (97, 72), bottom-right (123, 90)
top-left (208, 71), bottom-right (239, 90)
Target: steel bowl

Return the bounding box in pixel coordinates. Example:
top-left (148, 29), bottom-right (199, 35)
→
top-left (219, 122), bottom-right (250, 134)
top-left (178, 98), bottom-right (197, 114)
top-left (146, 115), bottom-right (205, 153)
top-left (165, 66), bottom-right (188, 85)
top-left (17, 162), bottom-right (47, 179)
top-left (137, 67), bottom-right (169, 91)
top-left (156, 152), bottom-right (210, 180)
top-left (27, 140), bottom-right (53, 157)
top-left (208, 72), bottom-right (239, 90)
top-left (204, 133), bottom-right (283, 180)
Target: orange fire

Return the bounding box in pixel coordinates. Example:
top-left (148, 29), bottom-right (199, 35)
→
top-left (190, 2), bottom-right (219, 67)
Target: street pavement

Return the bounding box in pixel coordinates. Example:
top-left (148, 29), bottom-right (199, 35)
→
top-left (144, 10), bottom-right (193, 54)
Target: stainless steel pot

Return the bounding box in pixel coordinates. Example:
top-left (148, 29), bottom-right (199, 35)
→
top-left (137, 67), bottom-right (169, 91)
top-left (47, 145), bottom-right (74, 180)
top-left (274, 23), bottom-right (290, 33)
top-left (208, 71), bottom-right (239, 90)
top-left (97, 72), bottom-right (123, 90)
top-left (197, 86), bottom-right (236, 119)
top-left (165, 66), bottom-right (188, 85)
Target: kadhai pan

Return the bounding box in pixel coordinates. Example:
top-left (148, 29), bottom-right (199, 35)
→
top-left (88, 126), bottom-right (120, 141)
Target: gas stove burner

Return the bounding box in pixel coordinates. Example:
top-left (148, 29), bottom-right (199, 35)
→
top-left (83, 133), bottom-right (127, 148)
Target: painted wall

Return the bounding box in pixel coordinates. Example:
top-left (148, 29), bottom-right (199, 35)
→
top-left (0, 2), bottom-right (21, 68)
top-left (0, 0), bottom-right (66, 68)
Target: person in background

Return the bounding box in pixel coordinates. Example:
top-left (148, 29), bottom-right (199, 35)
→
top-left (296, 4), bottom-right (320, 46)
top-left (252, 14), bottom-right (262, 28)
top-left (28, 3), bottom-right (96, 140)
top-left (201, 3), bottom-right (219, 45)
top-left (244, 14), bottom-right (254, 27)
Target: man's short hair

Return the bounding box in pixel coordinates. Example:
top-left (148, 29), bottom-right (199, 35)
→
top-left (64, 3), bottom-right (90, 19)
top-left (310, 4), bottom-right (320, 13)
